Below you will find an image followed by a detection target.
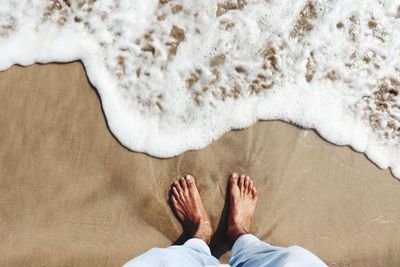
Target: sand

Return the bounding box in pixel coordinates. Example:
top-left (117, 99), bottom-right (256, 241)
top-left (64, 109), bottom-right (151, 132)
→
top-left (1, 62), bottom-right (400, 267)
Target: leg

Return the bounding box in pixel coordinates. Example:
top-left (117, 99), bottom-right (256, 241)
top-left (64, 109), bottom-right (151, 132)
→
top-left (227, 173), bottom-right (327, 267)
top-left (123, 175), bottom-right (219, 267)
top-left (123, 238), bottom-right (219, 267)
top-left (230, 234), bottom-right (327, 267)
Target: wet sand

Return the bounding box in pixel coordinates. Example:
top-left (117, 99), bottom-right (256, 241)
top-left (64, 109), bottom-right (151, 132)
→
top-left (1, 62), bottom-right (400, 266)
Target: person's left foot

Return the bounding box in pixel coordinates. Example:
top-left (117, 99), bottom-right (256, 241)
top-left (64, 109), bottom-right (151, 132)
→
top-left (170, 175), bottom-right (213, 244)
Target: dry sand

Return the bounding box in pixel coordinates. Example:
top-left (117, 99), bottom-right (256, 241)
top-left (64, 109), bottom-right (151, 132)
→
top-left (1, 62), bottom-right (400, 267)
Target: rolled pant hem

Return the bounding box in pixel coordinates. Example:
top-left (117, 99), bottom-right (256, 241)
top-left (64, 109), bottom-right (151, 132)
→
top-left (232, 234), bottom-right (264, 256)
top-left (183, 238), bottom-right (212, 256)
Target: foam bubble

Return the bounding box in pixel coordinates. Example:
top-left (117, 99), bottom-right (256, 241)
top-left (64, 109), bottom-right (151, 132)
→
top-left (1, 0), bottom-right (400, 178)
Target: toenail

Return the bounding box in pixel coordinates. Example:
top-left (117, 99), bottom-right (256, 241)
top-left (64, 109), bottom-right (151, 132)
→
top-left (232, 173), bottom-right (238, 178)
top-left (186, 175), bottom-right (191, 181)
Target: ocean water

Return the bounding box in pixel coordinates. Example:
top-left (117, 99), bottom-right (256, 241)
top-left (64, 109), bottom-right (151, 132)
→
top-left (1, 0), bottom-right (400, 177)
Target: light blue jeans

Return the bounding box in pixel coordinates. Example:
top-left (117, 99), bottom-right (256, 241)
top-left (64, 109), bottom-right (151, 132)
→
top-left (123, 234), bottom-right (327, 267)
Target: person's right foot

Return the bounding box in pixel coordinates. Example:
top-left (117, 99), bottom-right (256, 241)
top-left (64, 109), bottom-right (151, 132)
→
top-left (170, 175), bottom-right (213, 244)
top-left (227, 173), bottom-right (257, 243)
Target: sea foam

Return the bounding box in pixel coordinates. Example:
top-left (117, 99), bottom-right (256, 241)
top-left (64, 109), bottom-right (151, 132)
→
top-left (1, 0), bottom-right (400, 178)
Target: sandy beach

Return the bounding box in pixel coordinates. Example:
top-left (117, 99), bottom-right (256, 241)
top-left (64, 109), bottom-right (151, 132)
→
top-left (1, 62), bottom-right (400, 266)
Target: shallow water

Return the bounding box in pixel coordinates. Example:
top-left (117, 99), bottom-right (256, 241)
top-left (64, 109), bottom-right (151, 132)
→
top-left (1, 0), bottom-right (400, 177)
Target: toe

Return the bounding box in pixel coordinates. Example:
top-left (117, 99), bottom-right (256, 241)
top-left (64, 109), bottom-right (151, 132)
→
top-left (180, 177), bottom-right (188, 192)
top-left (171, 194), bottom-right (178, 205)
top-left (252, 187), bottom-right (257, 199)
top-left (239, 175), bottom-right (245, 192)
top-left (186, 175), bottom-right (195, 191)
top-left (248, 180), bottom-right (254, 193)
top-left (244, 176), bottom-right (250, 191)
top-left (230, 173), bottom-right (239, 186)
top-left (230, 173), bottom-right (239, 185)
top-left (174, 180), bottom-right (184, 197)
top-left (172, 186), bottom-right (180, 199)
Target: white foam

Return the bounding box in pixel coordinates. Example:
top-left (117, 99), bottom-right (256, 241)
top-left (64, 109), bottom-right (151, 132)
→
top-left (1, 0), bottom-right (400, 178)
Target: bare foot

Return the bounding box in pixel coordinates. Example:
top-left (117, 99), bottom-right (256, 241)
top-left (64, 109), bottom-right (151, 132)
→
top-left (227, 173), bottom-right (257, 242)
top-left (170, 175), bottom-right (213, 244)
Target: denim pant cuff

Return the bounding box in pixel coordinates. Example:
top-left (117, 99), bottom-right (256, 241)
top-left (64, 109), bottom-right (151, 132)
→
top-left (232, 234), bottom-right (264, 256)
top-left (183, 238), bottom-right (212, 256)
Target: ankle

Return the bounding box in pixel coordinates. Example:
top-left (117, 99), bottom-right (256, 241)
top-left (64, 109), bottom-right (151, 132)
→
top-left (193, 220), bottom-right (212, 244)
top-left (227, 225), bottom-right (249, 243)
